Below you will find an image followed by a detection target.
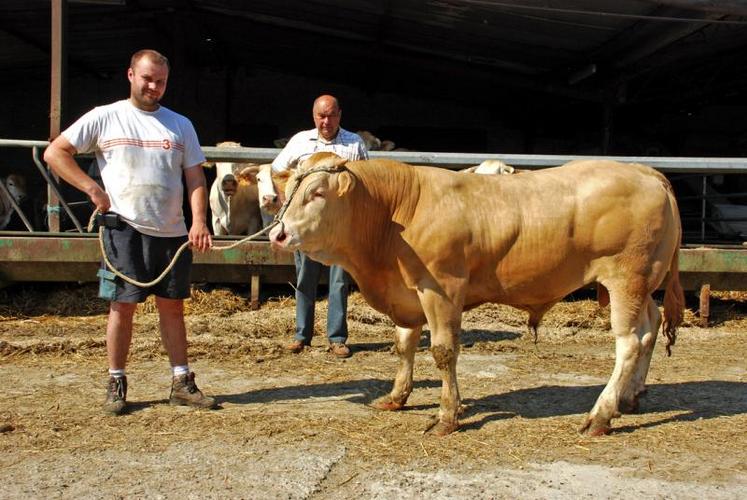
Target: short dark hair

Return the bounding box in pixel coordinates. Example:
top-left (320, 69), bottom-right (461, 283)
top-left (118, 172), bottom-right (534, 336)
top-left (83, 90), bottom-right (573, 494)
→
top-left (130, 49), bottom-right (170, 70)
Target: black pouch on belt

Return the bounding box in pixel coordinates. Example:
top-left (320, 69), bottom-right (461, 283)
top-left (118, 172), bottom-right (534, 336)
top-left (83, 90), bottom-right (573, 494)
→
top-left (95, 211), bottom-right (123, 230)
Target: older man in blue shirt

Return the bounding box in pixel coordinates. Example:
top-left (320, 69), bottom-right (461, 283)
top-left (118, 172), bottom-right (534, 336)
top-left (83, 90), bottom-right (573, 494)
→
top-left (272, 94), bottom-right (368, 358)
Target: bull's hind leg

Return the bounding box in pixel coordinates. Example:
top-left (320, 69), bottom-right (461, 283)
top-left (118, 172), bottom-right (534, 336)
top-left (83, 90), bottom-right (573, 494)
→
top-left (374, 325), bottom-right (422, 411)
top-left (580, 282), bottom-right (648, 436)
top-left (622, 297), bottom-right (662, 412)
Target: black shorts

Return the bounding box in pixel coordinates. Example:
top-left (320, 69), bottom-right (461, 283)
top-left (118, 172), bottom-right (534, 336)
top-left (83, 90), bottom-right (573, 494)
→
top-left (99, 222), bottom-right (192, 303)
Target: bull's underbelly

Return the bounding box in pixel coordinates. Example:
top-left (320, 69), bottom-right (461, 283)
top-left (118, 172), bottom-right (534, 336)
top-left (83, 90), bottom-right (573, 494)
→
top-left (466, 268), bottom-right (589, 307)
top-left (355, 258), bottom-right (595, 327)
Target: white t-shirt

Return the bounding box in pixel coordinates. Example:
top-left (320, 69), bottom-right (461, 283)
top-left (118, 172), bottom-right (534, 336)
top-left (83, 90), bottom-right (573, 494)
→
top-left (62, 99), bottom-right (205, 237)
top-left (271, 127), bottom-right (368, 173)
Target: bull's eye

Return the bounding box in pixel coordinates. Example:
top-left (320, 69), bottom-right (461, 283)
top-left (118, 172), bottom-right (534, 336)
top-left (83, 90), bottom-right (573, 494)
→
top-left (313, 190), bottom-right (324, 199)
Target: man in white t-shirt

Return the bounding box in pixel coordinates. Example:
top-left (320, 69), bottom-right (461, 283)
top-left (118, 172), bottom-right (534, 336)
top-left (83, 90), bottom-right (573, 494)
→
top-left (44, 49), bottom-right (215, 415)
top-left (272, 95), bottom-right (368, 358)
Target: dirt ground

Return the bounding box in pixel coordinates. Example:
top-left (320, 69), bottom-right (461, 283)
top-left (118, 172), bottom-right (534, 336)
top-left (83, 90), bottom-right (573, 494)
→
top-left (0, 283), bottom-right (745, 499)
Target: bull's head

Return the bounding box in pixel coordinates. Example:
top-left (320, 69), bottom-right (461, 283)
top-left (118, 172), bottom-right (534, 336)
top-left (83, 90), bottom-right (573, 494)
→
top-left (269, 152), bottom-right (355, 262)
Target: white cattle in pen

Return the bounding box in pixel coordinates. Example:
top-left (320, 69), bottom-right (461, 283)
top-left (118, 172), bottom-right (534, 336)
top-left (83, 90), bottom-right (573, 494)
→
top-left (0, 173), bottom-right (27, 230)
top-left (356, 130), bottom-right (398, 151)
top-left (206, 142), bottom-right (263, 236)
top-left (461, 159), bottom-right (516, 175)
top-left (257, 163), bottom-right (278, 227)
top-left (257, 163), bottom-right (294, 227)
top-left (357, 130), bottom-right (381, 151)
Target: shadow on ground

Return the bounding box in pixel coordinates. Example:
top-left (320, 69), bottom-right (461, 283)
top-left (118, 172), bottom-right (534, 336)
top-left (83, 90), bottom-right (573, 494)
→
top-left (217, 378), bottom-right (747, 433)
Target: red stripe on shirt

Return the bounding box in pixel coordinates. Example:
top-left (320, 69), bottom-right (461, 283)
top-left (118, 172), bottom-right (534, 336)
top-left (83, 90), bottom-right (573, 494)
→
top-left (101, 138), bottom-right (185, 151)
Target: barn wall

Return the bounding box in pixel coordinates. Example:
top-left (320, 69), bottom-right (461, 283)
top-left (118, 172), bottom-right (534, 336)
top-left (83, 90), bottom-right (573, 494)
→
top-left (1, 60), bottom-right (745, 233)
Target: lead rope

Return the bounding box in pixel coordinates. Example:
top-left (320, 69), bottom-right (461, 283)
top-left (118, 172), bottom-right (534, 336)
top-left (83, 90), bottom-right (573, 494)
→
top-left (88, 211), bottom-right (278, 288)
top-left (89, 162), bottom-right (347, 289)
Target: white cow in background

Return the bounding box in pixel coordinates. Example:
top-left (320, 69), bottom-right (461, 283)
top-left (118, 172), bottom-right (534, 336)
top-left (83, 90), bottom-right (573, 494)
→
top-left (356, 130), bottom-right (398, 151)
top-left (206, 142), bottom-right (264, 236)
top-left (257, 163), bottom-right (294, 227)
top-left (461, 159), bottom-right (516, 175)
top-left (0, 173), bottom-right (27, 230)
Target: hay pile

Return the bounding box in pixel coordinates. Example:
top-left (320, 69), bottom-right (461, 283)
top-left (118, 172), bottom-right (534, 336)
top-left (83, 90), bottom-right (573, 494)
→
top-left (0, 282), bottom-right (745, 331)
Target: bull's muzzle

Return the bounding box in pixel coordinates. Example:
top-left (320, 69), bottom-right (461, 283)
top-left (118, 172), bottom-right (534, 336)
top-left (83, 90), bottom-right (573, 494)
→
top-left (268, 223), bottom-right (288, 248)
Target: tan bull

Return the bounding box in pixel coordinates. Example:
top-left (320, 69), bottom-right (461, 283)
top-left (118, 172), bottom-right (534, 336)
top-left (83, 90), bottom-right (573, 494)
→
top-left (269, 152), bottom-right (684, 436)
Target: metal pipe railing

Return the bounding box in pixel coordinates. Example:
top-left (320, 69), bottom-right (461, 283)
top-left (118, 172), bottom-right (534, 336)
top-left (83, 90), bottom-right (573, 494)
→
top-left (0, 138), bottom-right (745, 242)
top-left (31, 146), bottom-right (85, 233)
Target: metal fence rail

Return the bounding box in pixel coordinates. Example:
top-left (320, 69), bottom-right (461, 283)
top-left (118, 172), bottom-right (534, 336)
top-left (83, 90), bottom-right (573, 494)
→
top-left (1, 137), bottom-right (745, 242)
top-left (0, 138), bottom-right (745, 312)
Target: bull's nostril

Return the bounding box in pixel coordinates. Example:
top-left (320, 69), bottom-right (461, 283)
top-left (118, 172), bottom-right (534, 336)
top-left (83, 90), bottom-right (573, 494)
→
top-left (276, 231), bottom-right (286, 242)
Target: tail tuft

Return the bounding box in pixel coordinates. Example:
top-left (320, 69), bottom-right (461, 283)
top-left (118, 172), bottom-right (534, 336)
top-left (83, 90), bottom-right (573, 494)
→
top-left (662, 248), bottom-right (685, 356)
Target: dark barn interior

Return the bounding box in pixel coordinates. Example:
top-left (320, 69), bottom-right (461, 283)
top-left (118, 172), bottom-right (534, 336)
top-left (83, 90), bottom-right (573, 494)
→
top-left (0, 0), bottom-right (746, 241)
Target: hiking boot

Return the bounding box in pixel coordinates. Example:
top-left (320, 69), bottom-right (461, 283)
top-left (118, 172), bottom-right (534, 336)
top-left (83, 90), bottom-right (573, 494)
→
top-left (329, 343), bottom-right (351, 359)
top-left (286, 340), bottom-right (308, 354)
top-left (169, 372), bottom-right (216, 409)
top-left (103, 375), bottom-right (127, 415)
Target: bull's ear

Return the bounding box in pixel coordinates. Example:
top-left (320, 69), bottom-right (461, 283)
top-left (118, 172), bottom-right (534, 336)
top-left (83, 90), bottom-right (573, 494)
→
top-left (336, 171), bottom-right (356, 196)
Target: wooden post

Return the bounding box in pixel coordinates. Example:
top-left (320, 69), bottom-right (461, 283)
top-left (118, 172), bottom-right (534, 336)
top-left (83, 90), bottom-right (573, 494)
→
top-left (48, 0), bottom-right (67, 233)
top-left (250, 273), bottom-right (260, 310)
top-left (699, 283), bottom-right (711, 327)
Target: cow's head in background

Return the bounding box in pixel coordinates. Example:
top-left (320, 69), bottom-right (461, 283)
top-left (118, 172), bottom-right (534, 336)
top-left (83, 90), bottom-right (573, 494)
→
top-left (4, 174), bottom-right (27, 204)
top-left (256, 164), bottom-right (293, 216)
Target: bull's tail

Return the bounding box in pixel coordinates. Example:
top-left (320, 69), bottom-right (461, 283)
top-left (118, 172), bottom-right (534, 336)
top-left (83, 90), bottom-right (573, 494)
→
top-left (662, 245), bottom-right (685, 356)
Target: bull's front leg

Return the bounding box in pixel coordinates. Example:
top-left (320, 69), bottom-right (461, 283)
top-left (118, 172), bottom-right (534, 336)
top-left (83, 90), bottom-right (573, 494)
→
top-left (418, 286), bottom-right (464, 436)
top-left (374, 325), bottom-right (422, 411)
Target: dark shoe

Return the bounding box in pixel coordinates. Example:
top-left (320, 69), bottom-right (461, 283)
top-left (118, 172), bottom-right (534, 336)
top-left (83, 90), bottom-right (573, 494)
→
top-left (286, 340), bottom-right (308, 354)
top-left (329, 343), bottom-right (351, 358)
top-left (103, 375), bottom-right (127, 415)
top-left (169, 372), bottom-right (216, 409)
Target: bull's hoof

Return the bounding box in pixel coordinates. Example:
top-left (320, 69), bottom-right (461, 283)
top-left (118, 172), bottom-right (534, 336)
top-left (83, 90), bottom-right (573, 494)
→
top-left (578, 417), bottom-right (611, 437)
top-left (585, 425), bottom-right (611, 437)
top-left (372, 399), bottom-right (404, 411)
top-left (426, 419), bottom-right (460, 436)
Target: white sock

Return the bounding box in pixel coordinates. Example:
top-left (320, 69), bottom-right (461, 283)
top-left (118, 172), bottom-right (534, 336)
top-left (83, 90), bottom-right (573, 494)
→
top-left (172, 365), bottom-right (190, 377)
top-left (109, 368), bottom-right (126, 378)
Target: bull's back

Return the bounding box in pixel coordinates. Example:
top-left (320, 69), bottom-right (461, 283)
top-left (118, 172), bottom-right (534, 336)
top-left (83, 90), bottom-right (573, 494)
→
top-left (410, 160), bottom-right (677, 303)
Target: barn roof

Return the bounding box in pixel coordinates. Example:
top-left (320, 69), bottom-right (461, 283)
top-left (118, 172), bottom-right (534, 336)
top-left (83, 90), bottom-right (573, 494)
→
top-left (1, 0), bottom-right (746, 109)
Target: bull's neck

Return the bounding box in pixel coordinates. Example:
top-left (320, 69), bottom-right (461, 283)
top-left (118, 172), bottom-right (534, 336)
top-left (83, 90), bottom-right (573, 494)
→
top-left (338, 160), bottom-right (420, 275)
top-left (350, 160), bottom-right (420, 227)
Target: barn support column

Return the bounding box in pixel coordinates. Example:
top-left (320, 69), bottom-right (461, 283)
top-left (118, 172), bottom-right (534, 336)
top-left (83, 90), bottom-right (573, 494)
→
top-left (699, 283), bottom-right (711, 327)
top-left (48, 0), bottom-right (68, 232)
top-left (250, 273), bottom-right (260, 310)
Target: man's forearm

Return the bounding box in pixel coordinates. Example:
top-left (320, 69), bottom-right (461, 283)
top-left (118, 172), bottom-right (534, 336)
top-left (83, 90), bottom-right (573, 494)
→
top-left (44, 146), bottom-right (101, 199)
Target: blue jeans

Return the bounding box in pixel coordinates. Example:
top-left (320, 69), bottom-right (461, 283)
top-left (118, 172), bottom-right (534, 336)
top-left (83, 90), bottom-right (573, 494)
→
top-left (294, 251), bottom-right (349, 345)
